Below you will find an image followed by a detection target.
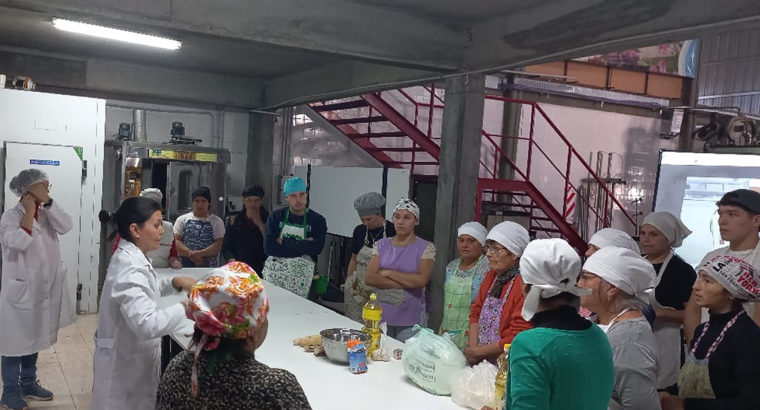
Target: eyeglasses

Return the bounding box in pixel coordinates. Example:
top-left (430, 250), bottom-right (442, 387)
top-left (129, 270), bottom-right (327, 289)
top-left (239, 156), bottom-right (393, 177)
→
top-left (485, 245), bottom-right (509, 255)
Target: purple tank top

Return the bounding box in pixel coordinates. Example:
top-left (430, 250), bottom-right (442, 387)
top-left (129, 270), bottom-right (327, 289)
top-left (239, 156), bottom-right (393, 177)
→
top-left (376, 237), bottom-right (430, 326)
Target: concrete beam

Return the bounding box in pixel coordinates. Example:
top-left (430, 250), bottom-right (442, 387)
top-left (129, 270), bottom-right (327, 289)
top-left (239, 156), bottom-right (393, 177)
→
top-left (4, 0), bottom-right (464, 71)
top-left (430, 73), bottom-right (486, 330)
top-left (262, 60), bottom-right (442, 109)
top-left (0, 49), bottom-right (264, 108)
top-left (468, 0), bottom-right (760, 71)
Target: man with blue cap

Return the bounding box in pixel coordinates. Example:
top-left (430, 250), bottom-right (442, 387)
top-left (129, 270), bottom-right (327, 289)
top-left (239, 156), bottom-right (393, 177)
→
top-left (263, 177), bottom-right (327, 299)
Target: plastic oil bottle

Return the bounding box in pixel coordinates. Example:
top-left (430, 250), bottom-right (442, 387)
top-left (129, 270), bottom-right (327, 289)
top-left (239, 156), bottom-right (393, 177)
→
top-left (361, 293), bottom-right (382, 356)
top-left (493, 343), bottom-right (511, 409)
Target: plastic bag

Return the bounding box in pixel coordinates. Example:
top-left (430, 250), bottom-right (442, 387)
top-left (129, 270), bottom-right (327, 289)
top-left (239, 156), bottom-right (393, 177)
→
top-left (451, 361), bottom-right (498, 409)
top-left (402, 325), bottom-right (467, 395)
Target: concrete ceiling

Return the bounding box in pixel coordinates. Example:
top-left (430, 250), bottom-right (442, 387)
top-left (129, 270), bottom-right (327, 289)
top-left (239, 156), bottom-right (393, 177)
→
top-left (0, 0), bottom-right (759, 110)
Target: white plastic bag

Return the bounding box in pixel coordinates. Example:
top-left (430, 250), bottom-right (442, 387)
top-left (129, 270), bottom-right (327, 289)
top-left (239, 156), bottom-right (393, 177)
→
top-left (451, 361), bottom-right (498, 409)
top-left (402, 325), bottom-right (467, 395)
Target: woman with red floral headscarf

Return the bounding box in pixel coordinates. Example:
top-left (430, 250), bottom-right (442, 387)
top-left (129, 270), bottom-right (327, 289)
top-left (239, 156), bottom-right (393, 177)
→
top-left (157, 262), bottom-right (311, 410)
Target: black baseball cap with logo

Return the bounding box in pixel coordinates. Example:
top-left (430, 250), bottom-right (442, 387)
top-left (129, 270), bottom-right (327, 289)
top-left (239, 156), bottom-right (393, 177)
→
top-left (716, 189), bottom-right (760, 214)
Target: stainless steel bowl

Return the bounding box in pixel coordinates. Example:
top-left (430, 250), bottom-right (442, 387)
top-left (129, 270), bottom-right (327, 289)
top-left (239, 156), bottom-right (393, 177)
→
top-left (319, 328), bottom-right (371, 364)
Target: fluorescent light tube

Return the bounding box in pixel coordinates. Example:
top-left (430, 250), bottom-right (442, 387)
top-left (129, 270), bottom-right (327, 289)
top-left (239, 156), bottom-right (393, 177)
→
top-left (52, 18), bottom-right (181, 50)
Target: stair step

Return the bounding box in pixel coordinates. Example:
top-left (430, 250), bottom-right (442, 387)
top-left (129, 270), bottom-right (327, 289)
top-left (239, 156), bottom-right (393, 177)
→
top-left (533, 227), bottom-right (562, 233)
top-left (364, 147), bottom-right (426, 153)
top-left (395, 161), bottom-right (439, 165)
top-left (311, 100), bottom-right (369, 111)
top-left (329, 116), bottom-right (387, 125)
top-left (357, 132), bottom-right (407, 138)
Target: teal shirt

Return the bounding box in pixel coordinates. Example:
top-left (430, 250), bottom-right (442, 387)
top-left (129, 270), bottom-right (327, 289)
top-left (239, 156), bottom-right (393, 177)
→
top-left (506, 324), bottom-right (614, 410)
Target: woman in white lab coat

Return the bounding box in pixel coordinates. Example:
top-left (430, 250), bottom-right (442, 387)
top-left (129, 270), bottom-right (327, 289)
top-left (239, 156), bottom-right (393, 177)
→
top-left (0, 169), bottom-right (72, 410)
top-left (92, 197), bottom-right (196, 410)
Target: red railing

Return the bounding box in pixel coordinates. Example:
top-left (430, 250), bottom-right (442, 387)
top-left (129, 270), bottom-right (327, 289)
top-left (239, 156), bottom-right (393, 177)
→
top-left (371, 88), bottom-right (636, 234)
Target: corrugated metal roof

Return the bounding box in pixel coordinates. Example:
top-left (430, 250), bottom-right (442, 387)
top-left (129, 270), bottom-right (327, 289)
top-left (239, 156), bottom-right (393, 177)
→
top-left (698, 27), bottom-right (760, 115)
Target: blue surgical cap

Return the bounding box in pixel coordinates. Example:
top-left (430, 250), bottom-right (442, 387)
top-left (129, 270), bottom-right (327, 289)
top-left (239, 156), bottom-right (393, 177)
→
top-left (283, 177), bottom-right (306, 197)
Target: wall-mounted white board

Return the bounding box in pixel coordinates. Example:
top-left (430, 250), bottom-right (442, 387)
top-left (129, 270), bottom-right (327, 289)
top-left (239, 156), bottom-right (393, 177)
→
top-left (293, 166), bottom-right (410, 237)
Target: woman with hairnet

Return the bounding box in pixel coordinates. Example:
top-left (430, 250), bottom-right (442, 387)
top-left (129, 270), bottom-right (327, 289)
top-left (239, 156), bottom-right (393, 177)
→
top-left (505, 239), bottom-right (614, 410)
top-left (0, 169), bottom-right (72, 410)
top-left (640, 211), bottom-right (696, 394)
top-left (579, 247), bottom-right (660, 410)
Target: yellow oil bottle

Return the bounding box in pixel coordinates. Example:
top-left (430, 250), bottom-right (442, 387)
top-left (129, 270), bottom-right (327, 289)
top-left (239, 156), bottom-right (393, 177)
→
top-left (361, 293), bottom-right (382, 356)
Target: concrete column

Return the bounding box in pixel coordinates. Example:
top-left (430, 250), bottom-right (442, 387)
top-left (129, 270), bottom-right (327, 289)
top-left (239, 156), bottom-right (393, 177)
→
top-left (430, 73), bottom-right (486, 330)
top-left (246, 112), bottom-right (276, 209)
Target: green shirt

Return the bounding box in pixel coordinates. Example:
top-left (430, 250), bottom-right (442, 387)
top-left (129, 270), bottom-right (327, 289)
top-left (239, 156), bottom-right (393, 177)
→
top-left (506, 324), bottom-right (614, 410)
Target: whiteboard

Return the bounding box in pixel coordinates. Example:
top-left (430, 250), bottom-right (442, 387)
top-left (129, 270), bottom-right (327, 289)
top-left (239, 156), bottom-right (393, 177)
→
top-left (293, 166), bottom-right (410, 237)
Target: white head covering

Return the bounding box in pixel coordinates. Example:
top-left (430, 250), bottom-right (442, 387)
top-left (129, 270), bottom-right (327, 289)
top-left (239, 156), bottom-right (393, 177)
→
top-left (140, 188), bottom-right (163, 203)
top-left (394, 198), bottom-right (420, 219)
top-left (458, 222), bottom-right (488, 247)
top-left (700, 255), bottom-right (760, 301)
top-left (486, 221), bottom-right (530, 256)
top-left (519, 238), bottom-right (590, 321)
top-left (642, 212), bottom-right (692, 247)
top-left (588, 228), bottom-right (639, 254)
top-left (9, 169), bottom-right (48, 197)
top-left (582, 247), bottom-right (655, 303)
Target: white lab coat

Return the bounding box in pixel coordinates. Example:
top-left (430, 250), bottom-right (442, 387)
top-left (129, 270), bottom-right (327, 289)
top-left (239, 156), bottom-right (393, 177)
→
top-left (92, 240), bottom-right (186, 410)
top-left (0, 200), bottom-right (72, 356)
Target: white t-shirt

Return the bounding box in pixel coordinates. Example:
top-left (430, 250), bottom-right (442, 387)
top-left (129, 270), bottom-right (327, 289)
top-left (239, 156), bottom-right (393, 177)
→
top-left (173, 213), bottom-right (225, 240)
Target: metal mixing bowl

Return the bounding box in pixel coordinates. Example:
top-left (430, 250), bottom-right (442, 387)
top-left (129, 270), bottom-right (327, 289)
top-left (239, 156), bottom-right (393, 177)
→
top-left (319, 328), bottom-right (371, 363)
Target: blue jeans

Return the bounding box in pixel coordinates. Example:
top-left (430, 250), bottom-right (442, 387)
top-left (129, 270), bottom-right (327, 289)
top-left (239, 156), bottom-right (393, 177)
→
top-left (1, 354), bottom-right (38, 395)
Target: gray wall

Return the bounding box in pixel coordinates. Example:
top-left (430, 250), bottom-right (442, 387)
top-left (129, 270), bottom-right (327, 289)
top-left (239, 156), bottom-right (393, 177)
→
top-left (698, 27), bottom-right (760, 115)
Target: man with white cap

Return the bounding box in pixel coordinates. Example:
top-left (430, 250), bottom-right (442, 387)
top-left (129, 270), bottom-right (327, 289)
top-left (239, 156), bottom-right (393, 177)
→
top-left (660, 255), bottom-right (760, 410)
top-left (465, 221), bottom-right (532, 365)
top-left (579, 247), bottom-right (660, 410)
top-left (505, 238), bottom-right (614, 410)
top-left (0, 169), bottom-right (72, 409)
top-left (640, 211), bottom-right (696, 393)
top-left (585, 227), bottom-right (640, 257)
top-left (439, 222), bottom-right (490, 350)
top-left (343, 192), bottom-right (395, 321)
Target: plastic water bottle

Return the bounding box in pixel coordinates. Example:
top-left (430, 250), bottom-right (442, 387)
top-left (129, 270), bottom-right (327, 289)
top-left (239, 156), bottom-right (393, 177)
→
top-left (493, 343), bottom-right (511, 409)
top-left (362, 293), bottom-right (382, 356)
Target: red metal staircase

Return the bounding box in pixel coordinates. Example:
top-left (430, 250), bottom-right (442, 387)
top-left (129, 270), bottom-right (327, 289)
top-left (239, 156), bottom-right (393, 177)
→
top-left (308, 86), bottom-right (635, 252)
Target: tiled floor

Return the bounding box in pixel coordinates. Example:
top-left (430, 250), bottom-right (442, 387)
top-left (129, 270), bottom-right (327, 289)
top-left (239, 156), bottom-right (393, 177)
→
top-left (0, 314), bottom-right (97, 410)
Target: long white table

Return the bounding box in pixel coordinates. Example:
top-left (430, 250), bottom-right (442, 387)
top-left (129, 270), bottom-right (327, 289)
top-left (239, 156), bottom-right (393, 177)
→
top-left (157, 268), bottom-right (463, 410)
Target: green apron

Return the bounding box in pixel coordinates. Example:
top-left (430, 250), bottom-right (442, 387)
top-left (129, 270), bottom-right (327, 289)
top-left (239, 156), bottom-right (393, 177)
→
top-left (439, 256), bottom-right (482, 350)
top-left (263, 209), bottom-right (322, 297)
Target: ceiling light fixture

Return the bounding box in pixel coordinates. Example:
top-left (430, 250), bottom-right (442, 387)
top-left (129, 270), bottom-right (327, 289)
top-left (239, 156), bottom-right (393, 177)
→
top-left (52, 18), bottom-right (181, 50)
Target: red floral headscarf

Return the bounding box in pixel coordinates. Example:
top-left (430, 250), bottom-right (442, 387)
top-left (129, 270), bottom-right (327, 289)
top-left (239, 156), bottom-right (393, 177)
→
top-left (185, 262), bottom-right (269, 396)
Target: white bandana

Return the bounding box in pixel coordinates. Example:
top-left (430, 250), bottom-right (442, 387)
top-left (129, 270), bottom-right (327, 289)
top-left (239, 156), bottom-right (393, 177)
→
top-left (642, 212), bottom-right (692, 247)
top-left (458, 222), bottom-right (488, 247)
top-left (583, 246), bottom-right (655, 303)
top-left (588, 228), bottom-right (639, 254)
top-left (393, 198), bottom-right (420, 219)
top-left (519, 239), bottom-right (590, 321)
top-left (486, 221), bottom-right (530, 256)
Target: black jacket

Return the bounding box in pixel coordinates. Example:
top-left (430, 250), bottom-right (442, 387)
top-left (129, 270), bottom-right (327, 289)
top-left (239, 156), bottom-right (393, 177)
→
top-left (221, 207), bottom-right (269, 274)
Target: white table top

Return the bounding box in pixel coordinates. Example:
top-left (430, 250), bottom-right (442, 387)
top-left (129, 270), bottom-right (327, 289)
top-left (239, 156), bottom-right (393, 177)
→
top-left (156, 268), bottom-right (463, 410)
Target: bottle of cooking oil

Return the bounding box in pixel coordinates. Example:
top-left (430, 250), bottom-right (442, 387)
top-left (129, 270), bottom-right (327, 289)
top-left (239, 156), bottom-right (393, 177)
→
top-left (361, 293), bottom-right (382, 356)
top-left (493, 343), bottom-right (511, 409)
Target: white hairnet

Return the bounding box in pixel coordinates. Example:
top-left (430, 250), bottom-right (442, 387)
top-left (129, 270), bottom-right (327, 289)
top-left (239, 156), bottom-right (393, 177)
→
top-left (9, 169), bottom-right (48, 197)
top-left (642, 212), bottom-right (692, 247)
top-left (519, 238), bottom-right (590, 321)
top-left (486, 221), bottom-right (530, 256)
top-left (588, 228), bottom-right (639, 254)
top-left (140, 188), bottom-right (163, 204)
top-left (582, 246), bottom-right (655, 303)
top-left (458, 222), bottom-right (488, 247)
